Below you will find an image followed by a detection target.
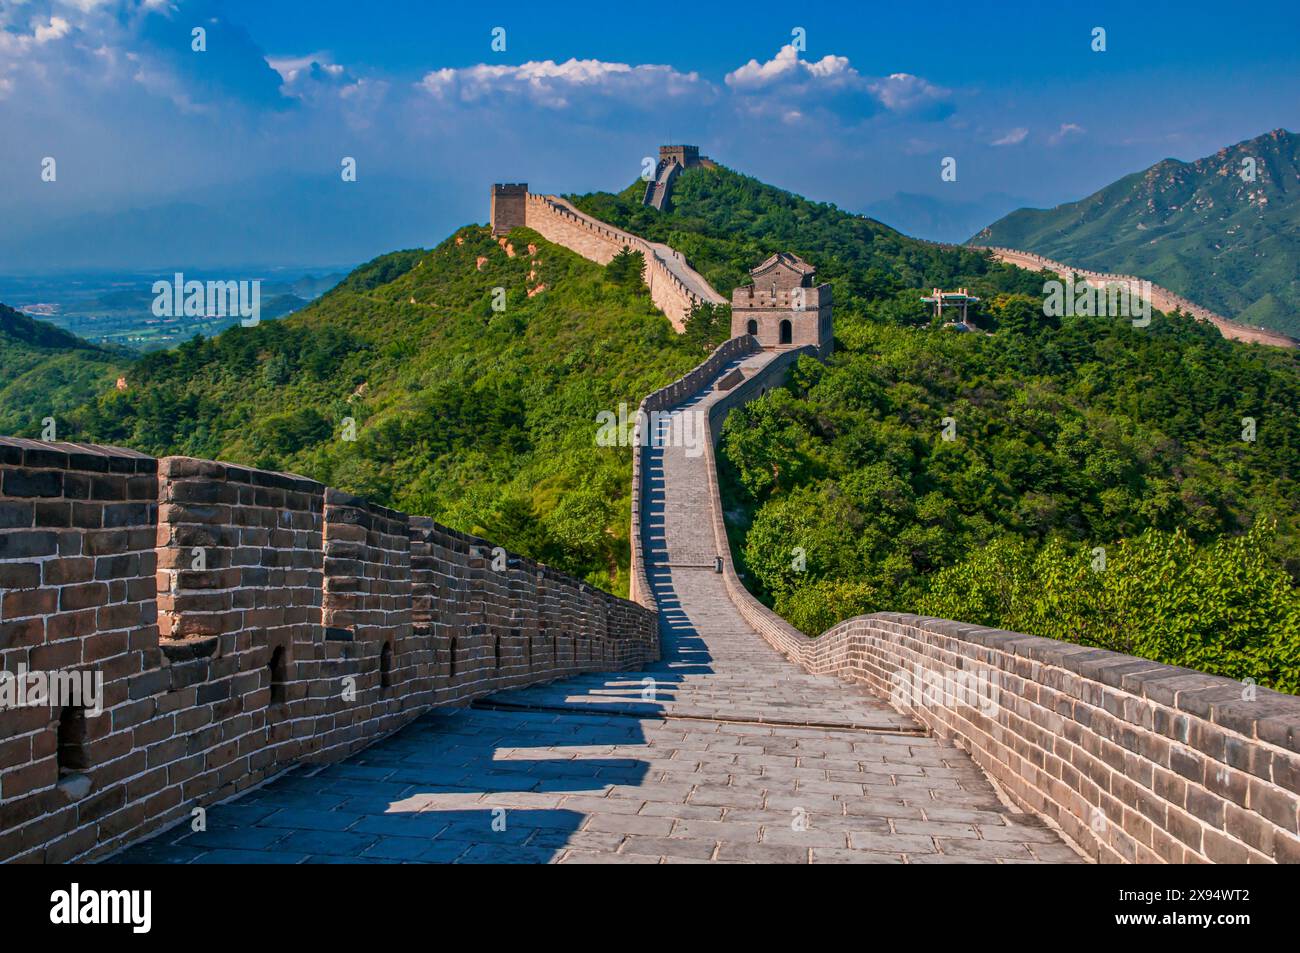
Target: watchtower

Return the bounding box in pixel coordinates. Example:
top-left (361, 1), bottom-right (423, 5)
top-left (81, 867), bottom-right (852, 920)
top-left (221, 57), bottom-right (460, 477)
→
top-left (659, 145), bottom-right (701, 168)
top-left (490, 183), bottom-right (528, 237)
top-left (731, 253), bottom-right (832, 357)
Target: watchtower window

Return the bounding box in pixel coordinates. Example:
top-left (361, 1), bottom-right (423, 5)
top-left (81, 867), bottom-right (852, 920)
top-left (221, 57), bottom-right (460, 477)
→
top-left (448, 637), bottom-right (458, 678)
top-left (779, 319), bottom-right (793, 344)
top-left (269, 646), bottom-right (288, 705)
top-left (746, 319), bottom-right (758, 335)
top-left (56, 705), bottom-right (89, 775)
top-left (380, 641), bottom-right (393, 689)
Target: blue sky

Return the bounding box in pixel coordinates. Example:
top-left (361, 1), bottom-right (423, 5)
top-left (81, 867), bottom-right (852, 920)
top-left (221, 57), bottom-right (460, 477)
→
top-left (2, 0), bottom-right (1298, 270)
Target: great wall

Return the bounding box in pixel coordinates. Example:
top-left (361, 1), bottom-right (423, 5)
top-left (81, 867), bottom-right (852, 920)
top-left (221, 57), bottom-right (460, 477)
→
top-left (958, 244), bottom-right (1297, 349)
top-left (490, 177), bottom-right (726, 331)
top-left (1, 150), bottom-right (1298, 864)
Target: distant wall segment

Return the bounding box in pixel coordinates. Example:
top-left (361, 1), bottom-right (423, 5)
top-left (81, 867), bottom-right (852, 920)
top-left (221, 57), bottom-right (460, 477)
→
top-left (489, 184), bottom-right (726, 331)
top-left (953, 242), bottom-right (1298, 349)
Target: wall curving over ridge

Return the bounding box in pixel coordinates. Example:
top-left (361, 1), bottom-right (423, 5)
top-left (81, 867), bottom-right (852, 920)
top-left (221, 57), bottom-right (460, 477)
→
top-left (0, 437), bottom-right (657, 863)
top-left (677, 342), bottom-right (1300, 864)
top-left (522, 193), bottom-right (726, 331)
top-left (979, 246), bottom-right (1298, 349)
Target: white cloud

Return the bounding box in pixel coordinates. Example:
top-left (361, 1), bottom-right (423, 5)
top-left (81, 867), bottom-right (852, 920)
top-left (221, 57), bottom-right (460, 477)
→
top-left (1049, 122), bottom-right (1085, 145)
top-left (34, 16), bottom-right (72, 43)
top-left (992, 127), bottom-right (1029, 146)
top-left (726, 44), bottom-right (855, 90)
top-left (867, 72), bottom-right (951, 115)
top-left (417, 58), bottom-right (707, 110)
top-left (724, 46), bottom-right (951, 120)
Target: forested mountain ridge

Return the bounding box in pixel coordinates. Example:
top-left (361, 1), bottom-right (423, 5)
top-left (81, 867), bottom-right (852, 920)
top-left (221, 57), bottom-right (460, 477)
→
top-left (8, 227), bottom-right (705, 595)
top-left (0, 303), bottom-right (127, 435)
top-left (574, 162), bottom-right (1300, 690)
top-left (973, 128), bottom-right (1300, 337)
top-left (4, 158), bottom-right (1297, 689)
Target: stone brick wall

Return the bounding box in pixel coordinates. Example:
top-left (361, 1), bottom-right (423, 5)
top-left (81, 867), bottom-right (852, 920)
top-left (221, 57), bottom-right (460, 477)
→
top-left (917, 238), bottom-right (1297, 349)
top-left (627, 334), bottom-right (761, 607)
top-left (490, 183), bottom-right (528, 236)
top-left (0, 438), bottom-right (657, 863)
top-left (689, 351), bottom-right (1300, 864)
top-left (520, 193), bottom-right (726, 331)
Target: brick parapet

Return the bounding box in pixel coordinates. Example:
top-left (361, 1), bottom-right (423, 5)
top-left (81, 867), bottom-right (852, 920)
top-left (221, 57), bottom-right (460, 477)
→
top-left (627, 334), bottom-right (762, 608)
top-left (0, 437), bottom-right (657, 863)
top-left (520, 192), bottom-right (726, 330)
top-left (680, 347), bottom-right (1300, 864)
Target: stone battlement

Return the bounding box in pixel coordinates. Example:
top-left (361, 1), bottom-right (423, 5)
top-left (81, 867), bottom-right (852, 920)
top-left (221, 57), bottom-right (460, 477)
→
top-left (668, 348), bottom-right (1300, 864)
top-left (914, 237), bottom-right (1298, 349)
top-left (490, 188), bottom-right (725, 330)
top-left (0, 437), bottom-right (657, 863)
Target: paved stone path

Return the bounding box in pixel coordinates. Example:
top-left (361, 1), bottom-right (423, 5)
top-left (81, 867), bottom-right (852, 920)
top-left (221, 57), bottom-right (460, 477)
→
top-left (110, 352), bottom-right (1081, 864)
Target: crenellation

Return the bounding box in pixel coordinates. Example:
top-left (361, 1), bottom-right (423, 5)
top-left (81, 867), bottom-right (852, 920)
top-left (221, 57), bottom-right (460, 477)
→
top-left (0, 436), bottom-right (657, 863)
top-left (487, 182), bottom-right (726, 331)
top-left (730, 252), bottom-right (833, 356)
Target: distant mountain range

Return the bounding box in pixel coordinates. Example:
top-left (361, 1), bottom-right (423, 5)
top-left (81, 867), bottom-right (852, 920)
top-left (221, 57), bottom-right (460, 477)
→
top-left (972, 128), bottom-right (1300, 336)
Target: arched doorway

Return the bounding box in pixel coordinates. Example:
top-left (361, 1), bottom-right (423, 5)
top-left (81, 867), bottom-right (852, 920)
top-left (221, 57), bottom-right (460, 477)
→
top-left (779, 319), bottom-right (793, 345)
top-left (746, 319), bottom-right (758, 336)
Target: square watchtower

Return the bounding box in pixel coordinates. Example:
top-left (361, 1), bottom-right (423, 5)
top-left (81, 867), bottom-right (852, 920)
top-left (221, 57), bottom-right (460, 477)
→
top-left (658, 145), bottom-right (700, 168)
top-left (490, 183), bottom-right (528, 236)
top-left (731, 253), bottom-right (832, 357)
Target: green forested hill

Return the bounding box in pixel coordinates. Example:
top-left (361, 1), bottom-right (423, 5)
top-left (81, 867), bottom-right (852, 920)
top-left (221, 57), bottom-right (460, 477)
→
top-left (575, 162), bottom-right (1300, 690)
top-left (973, 128), bottom-right (1300, 337)
top-left (573, 167), bottom-right (1029, 324)
top-left (5, 159), bottom-right (1297, 687)
top-left (0, 304), bottom-right (126, 435)
top-left (23, 228), bottom-right (705, 595)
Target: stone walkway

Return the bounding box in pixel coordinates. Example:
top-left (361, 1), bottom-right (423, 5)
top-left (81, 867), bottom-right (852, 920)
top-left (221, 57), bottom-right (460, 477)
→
top-left (109, 352), bottom-right (1081, 864)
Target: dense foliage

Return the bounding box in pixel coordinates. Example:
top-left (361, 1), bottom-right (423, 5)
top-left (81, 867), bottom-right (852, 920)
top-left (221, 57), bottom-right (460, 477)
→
top-left (25, 228), bottom-right (706, 595)
top-left (577, 164), bottom-right (1300, 692)
top-left (572, 169), bottom-right (1034, 325)
top-left (720, 314), bottom-right (1300, 686)
top-left (5, 159), bottom-right (1297, 690)
top-left (918, 524), bottom-right (1300, 694)
top-left (0, 304), bottom-right (126, 435)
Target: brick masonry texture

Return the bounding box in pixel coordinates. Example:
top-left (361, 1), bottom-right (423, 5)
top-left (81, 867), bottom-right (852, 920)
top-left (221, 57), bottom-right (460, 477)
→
top-left (677, 350), bottom-right (1300, 864)
top-left (0, 437), bottom-right (656, 863)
